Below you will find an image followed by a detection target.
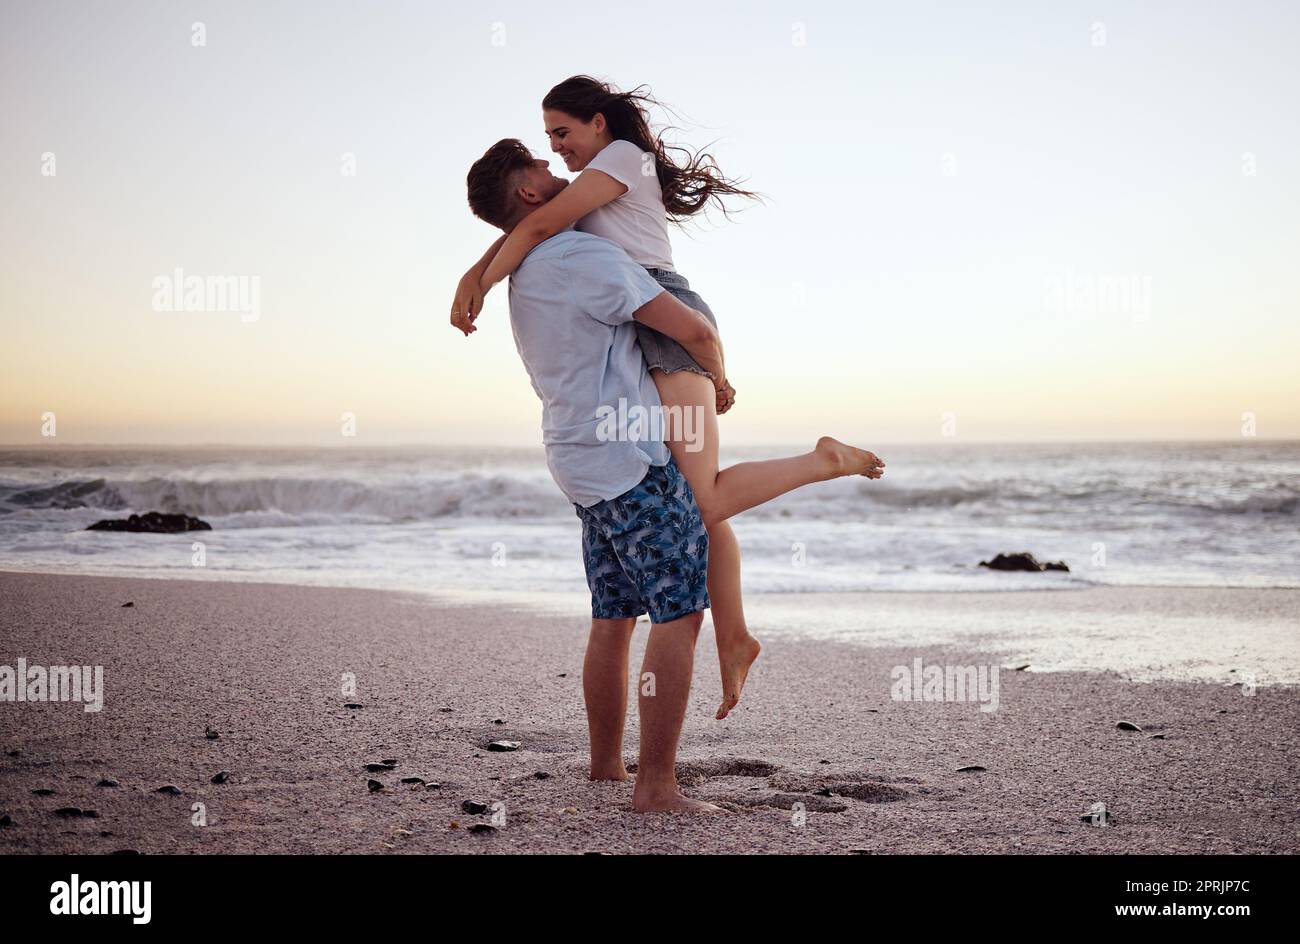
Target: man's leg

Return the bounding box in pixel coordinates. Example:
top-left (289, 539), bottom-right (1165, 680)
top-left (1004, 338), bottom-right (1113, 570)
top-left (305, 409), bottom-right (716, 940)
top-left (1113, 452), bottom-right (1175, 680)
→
top-left (583, 617), bottom-right (636, 781)
top-left (632, 610), bottom-right (722, 813)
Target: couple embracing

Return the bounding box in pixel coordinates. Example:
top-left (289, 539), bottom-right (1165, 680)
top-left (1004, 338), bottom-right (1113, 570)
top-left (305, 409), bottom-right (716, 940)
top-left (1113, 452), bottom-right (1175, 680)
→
top-left (451, 76), bottom-right (884, 813)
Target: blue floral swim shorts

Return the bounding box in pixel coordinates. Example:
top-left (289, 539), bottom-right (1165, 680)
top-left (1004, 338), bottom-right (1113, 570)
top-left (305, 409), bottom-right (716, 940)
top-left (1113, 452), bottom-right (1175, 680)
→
top-left (574, 459), bottom-right (710, 624)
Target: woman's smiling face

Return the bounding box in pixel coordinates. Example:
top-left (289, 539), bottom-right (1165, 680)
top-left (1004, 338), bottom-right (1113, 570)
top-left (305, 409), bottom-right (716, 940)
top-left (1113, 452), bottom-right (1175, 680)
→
top-left (543, 108), bottom-right (611, 172)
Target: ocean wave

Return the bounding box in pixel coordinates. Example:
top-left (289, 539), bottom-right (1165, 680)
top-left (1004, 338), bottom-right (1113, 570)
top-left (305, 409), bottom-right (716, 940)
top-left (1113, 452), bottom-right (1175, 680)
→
top-left (1, 472), bottom-right (1295, 525)
top-left (0, 474), bottom-right (570, 522)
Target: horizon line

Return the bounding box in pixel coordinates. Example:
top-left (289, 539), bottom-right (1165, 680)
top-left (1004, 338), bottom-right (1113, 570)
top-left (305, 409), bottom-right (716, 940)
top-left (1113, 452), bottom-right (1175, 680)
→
top-left (2, 436), bottom-right (1297, 450)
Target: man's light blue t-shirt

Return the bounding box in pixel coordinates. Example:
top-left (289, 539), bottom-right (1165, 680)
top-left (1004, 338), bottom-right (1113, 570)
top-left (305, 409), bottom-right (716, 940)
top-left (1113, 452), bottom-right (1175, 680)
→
top-left (507, 230), bottom-right (670, 507)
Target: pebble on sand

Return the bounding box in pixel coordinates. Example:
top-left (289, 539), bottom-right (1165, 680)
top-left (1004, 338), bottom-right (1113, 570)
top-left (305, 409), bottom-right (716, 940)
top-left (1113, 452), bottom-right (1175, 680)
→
top-left (487, 740), bottom-right (520, 752)
top-left (1116, 721), bottom-right (1143, 732)
top-left (156, 785), bottom-right (182, 795)
top-left (956, 765), bottom-right (987, 772)
top-left (461, 800), bottom-right (487, 814)
top-left (367, 779), bottom-right (385, 792)
top-left (211, 771), bottom-right (230, 784)
top-left (96, 778), bottom-right (119, 787)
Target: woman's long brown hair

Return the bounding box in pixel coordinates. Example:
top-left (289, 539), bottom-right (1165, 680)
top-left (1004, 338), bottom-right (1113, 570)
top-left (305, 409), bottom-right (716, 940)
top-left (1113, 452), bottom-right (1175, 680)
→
top-left (542, 75), bottom-right (758, 222)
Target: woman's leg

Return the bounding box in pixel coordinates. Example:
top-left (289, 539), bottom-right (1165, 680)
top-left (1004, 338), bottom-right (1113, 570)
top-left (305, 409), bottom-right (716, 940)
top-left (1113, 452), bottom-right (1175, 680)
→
top-left (656, 371), bottom-right (883, 526)
top-left (651, 369), bottom-right (886, 718)
top-left (652, 369), bottom-right (760, 720)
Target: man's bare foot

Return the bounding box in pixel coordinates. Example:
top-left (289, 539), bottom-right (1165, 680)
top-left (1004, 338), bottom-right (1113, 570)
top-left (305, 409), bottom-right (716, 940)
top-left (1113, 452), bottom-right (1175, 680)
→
top-left (632, 788), bottom-right (727, 813)
top-left (716, 633), bottom-right (762, 720)
top-left (815, 436), bottom-right (885, 480)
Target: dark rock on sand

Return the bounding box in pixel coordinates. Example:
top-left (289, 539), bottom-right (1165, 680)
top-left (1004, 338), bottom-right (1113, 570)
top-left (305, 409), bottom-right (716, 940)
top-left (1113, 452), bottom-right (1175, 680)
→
top-left (399, 777), bottom-right (424, 785)
top-left (155, 784), bottom-right (182, 795)
top-left (120, 601), bottom-right (134, 607)
top-left (366, 779), bottom-right (384, 792)
top-left (204, 727), bottom-right (219, 740)
top-left (54, 807), bottom-right (84, 817)
top-left (364, 762), bottom-right (396, 772)
top-left (211, 771), bottom-right (230, 784)
top-left (0, 814), bottom-right (13, 827)
top-left (487, 740), bottom-right (520, 752)
top-left (1116, 721), bottom-right (1143, 732)
top-left (32, 788), bottom-right (54, 796)
top-left (87, 511), bottom-right (212, 534)
top-left (534, 771), bottom-right (551, 780)
top-left (469, 823), bottom-right (497, 835)
top-left (956, 765), bottom-right (987, 772)
top-left (343, 703), bottom-right (364, 710)
top-left (979, 552), bottom-right (1069, 573)
top-left (96, 778), bottom-right (119, 787)
top-left (461, 800), bottom-right (487, 814)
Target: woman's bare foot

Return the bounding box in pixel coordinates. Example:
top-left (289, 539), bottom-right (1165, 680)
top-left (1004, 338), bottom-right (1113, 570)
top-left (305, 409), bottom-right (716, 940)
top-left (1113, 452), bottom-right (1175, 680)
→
top-left (589, 764), bottom-right (629, 782)
top-left (716, 633), bottom-right (762, 720)
top-left (815, 436), bottom-right (885, 480)
top-left (632, 788), bottom-right (727, 813)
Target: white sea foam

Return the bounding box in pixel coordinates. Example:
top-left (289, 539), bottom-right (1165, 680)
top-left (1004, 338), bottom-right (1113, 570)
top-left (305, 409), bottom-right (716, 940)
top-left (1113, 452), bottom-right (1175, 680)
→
top-left (1, 442), bottom-right (1296, 593)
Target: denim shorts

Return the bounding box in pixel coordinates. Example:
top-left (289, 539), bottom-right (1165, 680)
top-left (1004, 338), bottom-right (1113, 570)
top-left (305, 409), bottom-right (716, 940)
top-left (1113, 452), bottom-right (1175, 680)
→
top-left (573, 458), bottom-right (710, 624)
top-left (637, 268), bottom-right (719, 378)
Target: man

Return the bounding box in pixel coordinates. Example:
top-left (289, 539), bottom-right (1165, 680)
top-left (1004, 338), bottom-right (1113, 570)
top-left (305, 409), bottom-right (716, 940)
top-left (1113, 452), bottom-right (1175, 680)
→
top-left (464, 138), bottom-right (729, 813)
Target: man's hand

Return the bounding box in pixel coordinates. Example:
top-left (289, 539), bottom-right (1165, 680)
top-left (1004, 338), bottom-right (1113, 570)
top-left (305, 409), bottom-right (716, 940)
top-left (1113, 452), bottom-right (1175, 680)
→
top-left (715, 379), bottom-right (736, 415)
top-left (450, 275), bottom-right (484, 336)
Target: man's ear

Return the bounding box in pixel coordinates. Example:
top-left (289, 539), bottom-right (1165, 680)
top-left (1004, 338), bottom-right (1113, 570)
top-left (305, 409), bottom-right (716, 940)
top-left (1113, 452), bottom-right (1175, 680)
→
top-left (515, 183), bottom-right (543, 207)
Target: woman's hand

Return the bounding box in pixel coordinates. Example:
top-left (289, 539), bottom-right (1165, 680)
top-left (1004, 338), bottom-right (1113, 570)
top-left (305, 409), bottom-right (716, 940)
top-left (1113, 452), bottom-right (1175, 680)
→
top-left (450, 274), bottom-right (485, 336)
top-left (715, 379), bottom-right (736, 415)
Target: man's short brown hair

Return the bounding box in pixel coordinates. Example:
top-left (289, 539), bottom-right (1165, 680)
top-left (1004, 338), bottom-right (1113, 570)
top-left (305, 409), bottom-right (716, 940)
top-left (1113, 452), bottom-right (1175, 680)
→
top-left (466, 138), bottom-right (535, 228)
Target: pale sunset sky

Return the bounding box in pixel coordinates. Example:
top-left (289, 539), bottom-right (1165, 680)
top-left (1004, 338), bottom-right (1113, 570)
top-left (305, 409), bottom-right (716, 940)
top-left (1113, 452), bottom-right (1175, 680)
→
top-left (1, 1), bottom-right (1297, 445)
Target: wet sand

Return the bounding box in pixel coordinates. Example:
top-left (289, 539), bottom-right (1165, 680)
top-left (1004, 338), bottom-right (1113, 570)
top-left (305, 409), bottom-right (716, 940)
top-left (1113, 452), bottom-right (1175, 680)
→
top-left (1, 571), bottom-right (1297, 854)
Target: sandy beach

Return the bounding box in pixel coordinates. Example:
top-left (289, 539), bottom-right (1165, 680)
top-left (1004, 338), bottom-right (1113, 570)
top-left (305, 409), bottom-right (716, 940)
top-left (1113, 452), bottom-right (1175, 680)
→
top-left (1, 570), bottom-right (1297, 854)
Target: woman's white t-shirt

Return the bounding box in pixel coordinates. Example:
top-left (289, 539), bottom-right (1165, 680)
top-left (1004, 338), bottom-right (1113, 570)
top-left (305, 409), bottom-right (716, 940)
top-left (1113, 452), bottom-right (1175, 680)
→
top-left (574, 139), bottom-right (675, 271)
